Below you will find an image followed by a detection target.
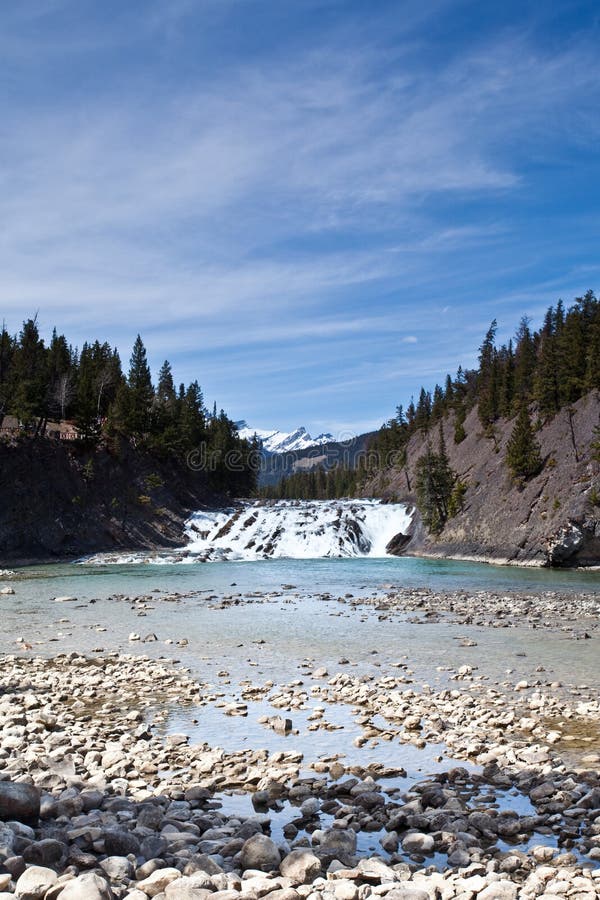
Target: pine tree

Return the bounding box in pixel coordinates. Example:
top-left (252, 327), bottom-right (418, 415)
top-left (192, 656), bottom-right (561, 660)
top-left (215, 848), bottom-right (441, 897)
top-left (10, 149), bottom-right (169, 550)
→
top-left (498, 340), bottom-right (515, 418)
top-left (557, 306), bottom-right (586, 404)
top-left (513, 316), bottom-right (536, 405)
top-left (415, 387), bottom-right (432, 431)
top-left (157, 360), bottom-right (176, 405)
top-left (0, 323), bottom-right (14, 426)
top-left (505, 404), bottom-right (543, 481)
top-left (414, 427), bottom-right (456, 534)
top-left (478, 320), bottom-right (499, 427)
top-left (127, 335), bottom-right (154, 434)
top-left (534, 308), bottom-right (560, 417)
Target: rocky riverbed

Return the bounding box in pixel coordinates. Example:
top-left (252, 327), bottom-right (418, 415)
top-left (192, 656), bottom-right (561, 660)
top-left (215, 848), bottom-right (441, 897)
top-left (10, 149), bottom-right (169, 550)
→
top-left (1, 582), bottom-right (600, 898)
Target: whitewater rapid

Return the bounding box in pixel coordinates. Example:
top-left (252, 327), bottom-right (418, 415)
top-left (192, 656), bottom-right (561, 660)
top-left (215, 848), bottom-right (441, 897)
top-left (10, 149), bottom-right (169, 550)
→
top-left (183, 499), bottom-right (413, 561)
top-left (82, 500), bottom-right (413, 565)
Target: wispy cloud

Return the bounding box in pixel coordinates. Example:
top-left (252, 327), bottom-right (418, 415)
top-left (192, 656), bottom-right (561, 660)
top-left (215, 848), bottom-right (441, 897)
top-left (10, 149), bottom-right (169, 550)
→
top-left (0, 1), bottom-right (599, 429)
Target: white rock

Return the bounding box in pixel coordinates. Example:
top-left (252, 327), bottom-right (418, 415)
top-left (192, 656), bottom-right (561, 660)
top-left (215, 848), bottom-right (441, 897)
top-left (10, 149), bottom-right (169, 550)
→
top-left (137, 868), bottom-right (182, 897)
top-left (401, 832), bottom-right (434, 855)
top-left (15, 865), bottom-right (58, 899)
top-left (58, 872), bottom-right (115, 899)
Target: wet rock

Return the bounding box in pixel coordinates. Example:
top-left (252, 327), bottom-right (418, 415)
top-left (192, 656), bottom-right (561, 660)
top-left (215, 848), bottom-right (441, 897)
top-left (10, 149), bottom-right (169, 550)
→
top-left (401, 832), bottom-right (434, 855)
top-left (315, 829), bottom-right (356, 865)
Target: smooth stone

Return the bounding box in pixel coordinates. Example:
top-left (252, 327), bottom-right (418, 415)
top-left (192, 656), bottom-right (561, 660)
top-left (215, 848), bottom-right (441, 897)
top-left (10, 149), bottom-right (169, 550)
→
top-left (280, 849), bottom-right (322, 883)
top-left (58, 873), bottom-right (115, 899)
top-left (239, 834), bottom-right (281, 872)
top-left (401, 833), bottom-right (434, 855)
top-left (478, 882), bottom-right (518, 900)
top-left (14, 865), bottom-right (58, 899)
top-left (137, 868), bottom-right (183, 897)
top-left (0, 783), bottom-right (40, 825)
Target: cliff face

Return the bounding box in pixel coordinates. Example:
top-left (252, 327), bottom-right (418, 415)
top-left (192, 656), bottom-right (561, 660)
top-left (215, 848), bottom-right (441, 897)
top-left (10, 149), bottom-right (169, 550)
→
top-left (0, 439), bottom-right (222, 565)
top-left (362, 392), bottom-right (600, 567)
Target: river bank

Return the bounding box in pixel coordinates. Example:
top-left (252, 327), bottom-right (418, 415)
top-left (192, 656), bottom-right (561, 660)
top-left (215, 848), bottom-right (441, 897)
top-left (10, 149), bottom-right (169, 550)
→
top-left (0, 581), bottom-right (599, 897)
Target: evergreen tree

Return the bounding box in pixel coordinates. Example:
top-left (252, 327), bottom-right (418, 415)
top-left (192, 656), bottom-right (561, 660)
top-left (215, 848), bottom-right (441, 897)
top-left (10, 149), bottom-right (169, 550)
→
top-left (414, 387), bottom-right (432, 431)
top-left (0, 323), bottom-right (15, 426)
top-left (478, 320), bottom-right (499, 427)
top-left (414, 427), bottom-right (456, 534)
top-left (557, 306), bottom-right (586, 404)
top-left (127, 335), bottom-right (154, 434)
top-left (498, 340), bottom-right (515, 418)
top-left (12, 318), bottom-right (47, 430)
top-left (513, 316), bottom-right (537, 404)
top-left (505, 404), bottom-right (543, 481)
top-left (533, 308), bottom-right (560, 417)
top-left (157, 360), bottom-right (176, 405)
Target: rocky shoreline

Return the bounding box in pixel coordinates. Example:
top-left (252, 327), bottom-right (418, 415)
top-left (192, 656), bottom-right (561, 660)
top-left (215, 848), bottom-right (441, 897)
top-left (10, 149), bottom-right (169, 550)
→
top-left (1, 584), bottom-right (600, 898)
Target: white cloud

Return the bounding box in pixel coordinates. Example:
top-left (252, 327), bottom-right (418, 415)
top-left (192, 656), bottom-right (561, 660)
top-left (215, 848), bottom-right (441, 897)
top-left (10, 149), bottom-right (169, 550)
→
top-left (0, 4), bottom-right (599, 429)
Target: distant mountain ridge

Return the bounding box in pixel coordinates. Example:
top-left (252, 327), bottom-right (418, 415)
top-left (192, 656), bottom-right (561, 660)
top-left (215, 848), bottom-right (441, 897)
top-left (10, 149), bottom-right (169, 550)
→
top-left (236, 421), bottom-right (334, 454)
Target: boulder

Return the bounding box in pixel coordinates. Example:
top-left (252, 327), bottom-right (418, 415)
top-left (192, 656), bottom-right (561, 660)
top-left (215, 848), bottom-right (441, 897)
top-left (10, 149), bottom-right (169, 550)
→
top-left (14, 865), bottom-right (57, 899)
top-left (99, 856), bottom-right (135, 881)
top-left (165, 875), bottom-right (216, 898)
top-left (57, 873), bottom-right (115, 899)
top-left (239, 834), bottom-right (281, 872)
top-left (401, 832), bottom-right (434, 855)
top-left (316, 829), bottom-right (356, 865)
top-left (280, 849), bottom-right (322, 883)
top-left (0, 782), bottom-right (40, 825)
top-left (478, 882), bottom-right (518, 900)
top-left (136, 868), bottom-right (182, 897)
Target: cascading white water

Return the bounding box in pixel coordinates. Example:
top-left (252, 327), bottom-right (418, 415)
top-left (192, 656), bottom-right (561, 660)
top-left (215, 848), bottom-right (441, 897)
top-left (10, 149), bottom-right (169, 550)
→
top-left (183, 499), bottom-right (413, 561)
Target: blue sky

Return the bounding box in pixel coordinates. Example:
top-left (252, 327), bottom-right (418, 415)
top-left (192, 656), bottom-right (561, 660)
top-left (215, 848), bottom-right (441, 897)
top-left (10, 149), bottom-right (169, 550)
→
top-left (1, 0), bottom-right (600, 436)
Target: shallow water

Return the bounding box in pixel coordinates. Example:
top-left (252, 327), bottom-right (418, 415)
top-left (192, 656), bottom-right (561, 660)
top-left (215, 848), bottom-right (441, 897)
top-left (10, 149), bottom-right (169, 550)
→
top-left (2, 553), bottom-right (599, 868)
top-left (1, 557), bottom-right (599, 689)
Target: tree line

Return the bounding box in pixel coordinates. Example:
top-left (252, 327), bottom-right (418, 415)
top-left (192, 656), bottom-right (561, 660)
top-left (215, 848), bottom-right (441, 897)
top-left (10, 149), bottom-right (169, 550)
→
top-left (265, 291), bottom-right (600, 523)
top-left (371, 290), bottom-right (599, 480)
top-left (259, 464), bottom-right (362, 500)
top-left (0, 318), bottom-right (258, 495)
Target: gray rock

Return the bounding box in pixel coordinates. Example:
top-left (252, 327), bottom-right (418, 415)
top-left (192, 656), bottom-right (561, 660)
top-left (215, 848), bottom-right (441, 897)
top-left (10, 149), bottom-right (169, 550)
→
top-left (22, 839), bottom-right (66, 866)
top-left (0, 783), bottom-right (40, 825)
top-left (239, 834), bottom-right (281, 872)
top-left (316, 829), bottom-right (356, 865)
top-left (280, 849), bottom-right (322, 883)
top-left (183, 853), bottom-right (225, 876)
top-left (103, 828), bottom-right (140, 856)
top-left (99, 855), bottom-right (135, 881)
top-left (165, 875), bottom-right (215, 898)
top-left (401, 832), bottom-right (434, 855)
top-left (385, 889), bottom-right (430, 900)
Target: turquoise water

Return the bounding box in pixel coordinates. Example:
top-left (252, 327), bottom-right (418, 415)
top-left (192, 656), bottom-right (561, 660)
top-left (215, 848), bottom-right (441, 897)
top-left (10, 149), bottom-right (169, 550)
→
top-left (8, 553), bottom-right (600, 597)
top-left (1, 555), bottom-right (599, 689)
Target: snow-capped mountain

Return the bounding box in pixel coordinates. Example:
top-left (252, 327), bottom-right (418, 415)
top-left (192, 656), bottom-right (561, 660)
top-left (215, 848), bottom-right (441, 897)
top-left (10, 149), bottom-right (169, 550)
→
top-left (236, 421), bottom-right (334, 454)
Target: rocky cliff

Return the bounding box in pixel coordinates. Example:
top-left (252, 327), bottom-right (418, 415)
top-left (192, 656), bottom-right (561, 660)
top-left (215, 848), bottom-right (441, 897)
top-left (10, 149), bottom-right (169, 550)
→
top-left (362, 392), bottom-right (600, 567)
top-left (0, 438), bottom-right (222, 565)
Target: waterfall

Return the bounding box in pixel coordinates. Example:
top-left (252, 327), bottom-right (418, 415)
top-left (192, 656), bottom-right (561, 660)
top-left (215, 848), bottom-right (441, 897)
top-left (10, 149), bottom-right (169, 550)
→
top-left (183, 499), bottom-right (413, 561)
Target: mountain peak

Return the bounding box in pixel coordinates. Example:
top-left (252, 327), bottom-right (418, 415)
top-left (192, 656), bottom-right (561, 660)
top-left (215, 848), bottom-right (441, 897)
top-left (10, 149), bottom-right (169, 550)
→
top-left (237, 422), bottom-right (334, 454)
